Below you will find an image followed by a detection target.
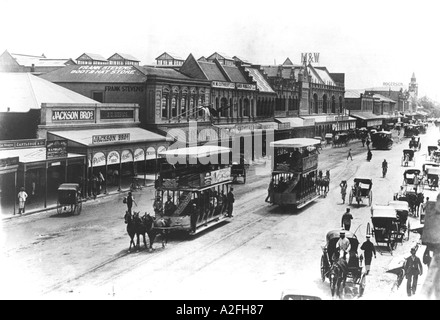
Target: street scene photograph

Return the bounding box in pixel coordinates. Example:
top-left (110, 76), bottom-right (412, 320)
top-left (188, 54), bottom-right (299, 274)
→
top-left (1, 0), bottom-right (440, 301)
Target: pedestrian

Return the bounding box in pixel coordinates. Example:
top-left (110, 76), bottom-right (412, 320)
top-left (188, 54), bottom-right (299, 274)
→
top-left (367, 149), bottom-right (372, 162)
top-left (339, 180), bottom-right (347, 204)
top-left (265, 178), bottom-right (274, 203)
top-left (153, 195), bottom-right (163, 216)
top-left (347, 148), bottom-right (353, 161)
top-left (17, 187), bottom-right (28, 215)
top-left (98, 171), bottom-right (105, 193)
top-left (421, 197), bottom-right (429, 216)
top-left (366, 138), bottom-right (370, 148)
top-left (361, 137), bottom-right (365, 147)
top-left (360, 235), bottom-right (376, 275)
top-left (404, 247), bottom-right (423, 297)
top-left (227, 187), bottom-right (235, 217)
top-left (126, 191), bottom-right (136, 214)
top-left (336, 231), bottom-right (351, 260)
top-left (341, 208), bottom-right (353, 231)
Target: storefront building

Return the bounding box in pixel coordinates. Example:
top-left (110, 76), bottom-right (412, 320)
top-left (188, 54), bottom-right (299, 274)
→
top-left (37, 103), bottom-right (171, 196)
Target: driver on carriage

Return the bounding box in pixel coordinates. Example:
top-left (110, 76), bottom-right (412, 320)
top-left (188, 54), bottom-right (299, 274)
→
top-left (335, 231), bottom-right (351, 261)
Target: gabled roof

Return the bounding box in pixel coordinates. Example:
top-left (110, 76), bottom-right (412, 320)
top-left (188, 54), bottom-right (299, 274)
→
top-left (222, 64), bottom-right (247, 83)
top-left (233, 55), bottom-right (249, 63)
top-left (206, 52), bottom-right (234, 61)
top-left (344, 89), bottom-right (365, 99)
top-left (76, 53), bottom-right (108, 62)
top-left (137, 66), bottom-right (192, 80)
top-left (40, 65), bottom-right (147, 83)
top-left (282, 58), bottom-right (294, 65)
top-left (0, 72), bottom-right (99, 113)
top-left (10, 53), bottom-right (45, 66)
top-left (373, 94), bottom-right (396, 103)
top-left (309, 65), bottom-right (336, 85)
top-left (198, 60), bottom-right (228, 81)
top-left (0, 50), bottom-right (21, 71)
top-left (155, 52), bottom-right (184, 61)
top-left (180, 54), bottom-right (209, 79)
top-left (108, 53), bottom-right (140, 62)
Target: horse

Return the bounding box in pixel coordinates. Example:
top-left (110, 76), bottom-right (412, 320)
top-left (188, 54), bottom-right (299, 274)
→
top-left (140, 214), bottom-right (172, 250)
top-left (329, 256), bottom-right (348, 299)
top-left (124, 211), bottom-right (137, 252)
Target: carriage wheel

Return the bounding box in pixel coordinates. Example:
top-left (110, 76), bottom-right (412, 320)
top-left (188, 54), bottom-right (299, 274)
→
top-left (359, 274), bottom-right (366, 297)
top-left (56, 200), bottom-right (62, 214)
top-left (320, 255), bottom-right (326, 282)
top-left (349, 191), bottom-right (353, 205)
top-left (368, 191), bottom-right (373, 206)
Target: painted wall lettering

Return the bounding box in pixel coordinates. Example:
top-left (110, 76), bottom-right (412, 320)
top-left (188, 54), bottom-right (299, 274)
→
top-left (52, 110), bottom-right (95, 121)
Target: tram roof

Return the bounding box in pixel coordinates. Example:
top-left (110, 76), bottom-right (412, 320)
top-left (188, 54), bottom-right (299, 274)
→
top-left (270, 138), bottom-right (321, 148)
top-left (158, 145), bottom-right (231, 158)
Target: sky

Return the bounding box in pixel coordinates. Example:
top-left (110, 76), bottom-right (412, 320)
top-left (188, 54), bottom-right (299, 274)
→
top-left (1, 0), bottom-right (439, 100)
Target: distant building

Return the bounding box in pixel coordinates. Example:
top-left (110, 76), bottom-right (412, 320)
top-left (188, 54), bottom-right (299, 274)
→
top-left (107, 53), bottom-right (140, 66)
top-left (76, 53), bottom-right (108, 65)
top-left (205, 52), bottom-right (235, 66)
top-left (155, 52), bottom-right (184, 66)
top-left (0, 50), bottom-right (76, 74)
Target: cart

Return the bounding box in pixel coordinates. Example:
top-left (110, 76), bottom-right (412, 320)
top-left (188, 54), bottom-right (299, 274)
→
top-left (424, 166), bottom-right (440, 190)
top-left (56, 183), bottom-right (82, 215)
top-left (349, 178), bottom-right (373, 207)
top-left (320, 230), bottom-right (366, 298)
top-left (427, 146), bottom-right (438, 161)
top-left (401, 149), bottom-right (415, 167)
top-left (388, 200), bottom-right (410, 241)
top-left (367, 205), bottom-right (402, 255)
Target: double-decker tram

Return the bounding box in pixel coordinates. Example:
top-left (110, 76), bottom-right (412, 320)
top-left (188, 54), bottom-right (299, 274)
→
top-left (156, 145), bottom-right (233, 235)
top-left (269, 138), bottom-right (321, 209)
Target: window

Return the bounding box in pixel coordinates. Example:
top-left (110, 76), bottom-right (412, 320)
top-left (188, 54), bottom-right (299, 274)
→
top-left (220, 98), bottom-right (228, 117)
top-left (189, 97), bottom-right (194, 118)
top-left (161, 97), bottom-right (168, 118)
top-left (171, 97), bottom-right (177, 117)
top-left (181, 97), bottom-right (186, 118)
top-left (92, 91), bottom-right (104, 103)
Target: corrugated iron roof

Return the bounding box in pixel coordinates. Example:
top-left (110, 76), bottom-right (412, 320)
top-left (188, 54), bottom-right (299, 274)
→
top-left (222, 65), bottom-right (247, 83)
top-left (245, 67), bottom-right (275, 93)
top-left (40, 65), bottom-right (147, 83)
top-left (373, 93), bottom-right (396, 103)
top-left (109, 53), bottom-right (140, 62)
top-left (198, 61), bottom-right (227, 81)
top-left (0, 148), bottom-right (84, 163)
top-left (312, 67), bottom-right (336, 85)
top-left (345, 89), bottom-right (365, 99)
top-left (138, 66), bottom-right (192, 80)
top-left (0, 72), bottom-right (99, 113)
top-left (77, 53), bottom-right (108, 62)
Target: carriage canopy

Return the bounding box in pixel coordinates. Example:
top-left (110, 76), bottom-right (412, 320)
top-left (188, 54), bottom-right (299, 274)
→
top-left (325, 229), bottom-right (359, 253)
top-left (403, 149), bottom-right (414, 156)
top-left (426, 167), bottom-right (440, 176)
top-left (353, 178), bottom-right (373, 188)
top-left (404, 169), bottom-right (421, 177)
top-left (58, 183), bottom-right (81, 191)
top-left (388, 201), bottom-right (409, 213)
top-left (371, 205), bottom-right (398, 219)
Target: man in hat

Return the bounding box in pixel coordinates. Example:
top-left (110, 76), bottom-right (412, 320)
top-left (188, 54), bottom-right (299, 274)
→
top-left (126, 191), bottom-right (135, 214)
top-left (360, 235), bottom-right (376, 275)
top-left (226, 188), bottom-right (235, 217)
top-left (164, 195), bottom-right (176, 216)
top-left (336, 231), bottom-right (351, 260)
top-left (17, 187), bottom-right (28, 215)
top-left (341, 208), bottom-right (353, 231)
top-left (404, 247), bottom-right (423, 297)
top-left (153, 195), bottom-right (163, 216)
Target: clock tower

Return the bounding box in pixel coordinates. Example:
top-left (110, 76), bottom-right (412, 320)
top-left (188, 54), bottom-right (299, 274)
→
top-left (408, 72), bottom-right (418, 112)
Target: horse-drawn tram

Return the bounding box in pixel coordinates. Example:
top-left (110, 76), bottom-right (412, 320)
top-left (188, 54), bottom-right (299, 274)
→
top-left (155, 146), bottom-right (233, 235)
top-left (269, 138), bottom-right (321, 209)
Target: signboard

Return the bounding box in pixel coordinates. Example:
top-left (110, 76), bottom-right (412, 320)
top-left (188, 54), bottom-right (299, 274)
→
top-left (200, 168), bottom-right (231, 187)
top-left (104, 86), bottom-right (144, 93)
top-left (278, 122), bottom-right (291, 130)
top-left (52, 110), bottom-right (95, 121)
top-left (0, 139), bottom-right (46, 150)
top-left (236, 83), bottom-right (256, 91)
top-left (303, 118), bottom-right (315, 126)
top-left (302, 154), bottom-right (318, 172)
top-left (301, 53), bottom-right (320, 64)
top-left (211, 81), bottom-right (235, 89)
top-left (383, 82), bottom-right (404, 87)
top-left (146, 147), bottom-right (156, 160)
top-left (92, 133), bottom-right (130, 144)
top-left (46, 140), bottom-right (67, 159)
top-left (92, 152), bottom-right (106, 167)
top-left (100, 110), bottom-right (134, 119)
top-left (121, 150), bottom-right (133, 163)
top-left (0, 156), bottom-right (19, 168)
top-left (107, 151), bottom-right (120, 165)
top-left (134, 148), bottom-right (145, 161)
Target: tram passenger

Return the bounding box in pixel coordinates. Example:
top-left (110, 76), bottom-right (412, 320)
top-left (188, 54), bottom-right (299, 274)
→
top-left (153, 196), bottom-right (163, 216)
top-left (164, 196), bottom-right (176, 216)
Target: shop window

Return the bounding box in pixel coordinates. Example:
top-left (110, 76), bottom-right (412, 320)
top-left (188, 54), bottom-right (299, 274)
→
top-left (92, 91), bottom-right (104, 103)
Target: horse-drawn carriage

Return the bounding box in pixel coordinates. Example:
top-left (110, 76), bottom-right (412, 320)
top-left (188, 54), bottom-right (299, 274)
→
top-left (320, 230), bottom-right (366, 299)
top-left (333, 133), bottom-right (349, 147)
top-left (409, 136), bottom-right (421, 151)
top-left (367, 205), bottom-right (403, 255)
top-left (431, 150), bottom-right (440, 163)
top-left (349, 178), bottom-right (373, 206)
top-left (231, 154), bottom-right (249, 184)
top-left (388, 200), bottom-right (410, 241)
top-left (402, 169), bottom-right (422, 187)
top-left (56, 183), bottom-right (82, 215)
top-left (424, 166), bottom-right (440, 190)
top-left (371, 131), bottom-right (393, 150)
top-left (325, 133), bottom-right (333, 146)
top-left (404, 124), bottom-right (419, 138)
top-left (401, 149), bottom-right (415, 167)
top-left (394, 183), bottom-right (424, 217)
top-left (427, 146), bottom-right (438, 161)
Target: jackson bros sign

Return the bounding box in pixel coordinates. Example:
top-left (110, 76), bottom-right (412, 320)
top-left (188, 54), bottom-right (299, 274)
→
top-left (52, 110), bottom-right (95, 121)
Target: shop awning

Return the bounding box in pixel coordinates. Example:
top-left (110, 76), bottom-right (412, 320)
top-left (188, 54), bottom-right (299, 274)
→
top-left (349, 112), bottom-right (384, 120)
top-left (48, 127), bottom-right (172, 147)
top-left (276, 117), bottom-right (305, 128)
top-left (0, 148), bottom-right (84, 164)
